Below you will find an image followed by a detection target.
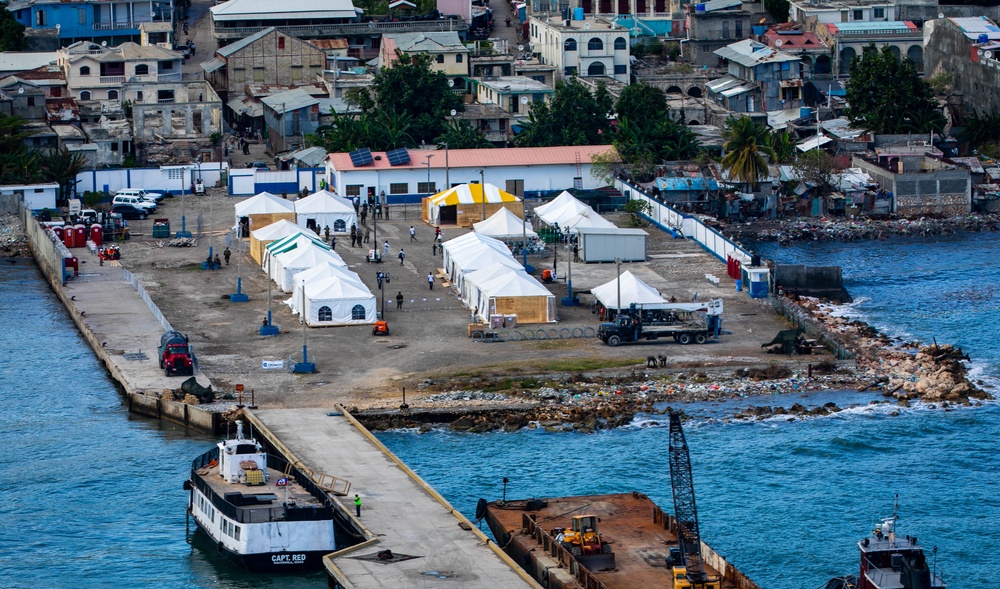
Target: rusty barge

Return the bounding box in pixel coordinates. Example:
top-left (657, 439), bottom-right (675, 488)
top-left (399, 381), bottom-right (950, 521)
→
top-left (483, 493), bottom-right (761, 589)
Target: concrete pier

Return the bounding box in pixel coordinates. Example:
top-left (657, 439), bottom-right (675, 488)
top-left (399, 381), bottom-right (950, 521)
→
top-left (248, 407), bottom-right (541, 589)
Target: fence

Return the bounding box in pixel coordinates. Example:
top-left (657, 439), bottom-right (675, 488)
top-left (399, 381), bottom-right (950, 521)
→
top-left (76, 164), bottom-right (228, 196)
top-left (769, 295), bottom-right (854, 360)
top-left (122, 267), bottom-right (174, 333)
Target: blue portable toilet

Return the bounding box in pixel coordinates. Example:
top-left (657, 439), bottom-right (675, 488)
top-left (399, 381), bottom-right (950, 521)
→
top-left (745, 267), bottom-right (770, 299)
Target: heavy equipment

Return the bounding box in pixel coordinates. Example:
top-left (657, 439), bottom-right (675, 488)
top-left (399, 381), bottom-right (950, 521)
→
top-left (557, 514), bottom-right (615, 570)
top-left (598, 299), bottom-right (724, 347)
top-left (668, 412), bottom-right (720, 589)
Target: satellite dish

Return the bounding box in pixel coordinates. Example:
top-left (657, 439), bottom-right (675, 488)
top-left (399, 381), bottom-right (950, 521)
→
top-left (447, 79), bottom-right (454, 87)
top-left (517, 45), bottom-right (524, 51)
top-left (987, 50), bottom-right (995, 59)
top-left (938, 12), bottom-right (945, 18)
top-left (978, 49), bottom-right (985, 56)
top-left (55, 23), bottom-right (61, 30)
top-left (520, 96), bottom-right (529, 104)
top-left (368, 20), bottom-right (376, 28)
top-left (775, 39), bottom-right (783, 47)
top-left (584, 22), bottom-right (591, 29)
top-left (450, 109), bottom-right (457, 116)
top-left (102, 40), bottom-right (108, 46)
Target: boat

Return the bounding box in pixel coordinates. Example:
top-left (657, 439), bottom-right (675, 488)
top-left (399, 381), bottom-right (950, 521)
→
top-left (827, 499), bottom-right (946, 589)
top-left (184, 420), bottom-right (336, 571)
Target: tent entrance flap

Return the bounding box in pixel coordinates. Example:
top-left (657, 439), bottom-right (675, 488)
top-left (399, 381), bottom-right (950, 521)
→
top-left (439, 205), bottom-right (458, 225)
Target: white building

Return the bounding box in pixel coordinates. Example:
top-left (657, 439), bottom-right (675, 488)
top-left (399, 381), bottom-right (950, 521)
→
top-left (324, 145), bottom-right (616, 202)
top-left (529, 16), bottom-right (631, 83)
top-left (787, 0), bottom-right (896, 30)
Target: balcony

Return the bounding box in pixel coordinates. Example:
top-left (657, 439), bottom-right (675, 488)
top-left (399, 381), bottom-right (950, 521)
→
top-left (99, 76), bottom-right (126, 84)
top-left (92, 18), bottom-right (169, 31)
top-left (213, 18), bottom-right (467, 40)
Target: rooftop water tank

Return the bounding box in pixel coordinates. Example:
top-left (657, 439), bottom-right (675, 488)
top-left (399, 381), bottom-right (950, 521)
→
top-left (695, 3), bottom-right (706, 11)
top-left (979, 33), bottom-right (990, 44)
top-left (574, 6), bottom-right (584, 20)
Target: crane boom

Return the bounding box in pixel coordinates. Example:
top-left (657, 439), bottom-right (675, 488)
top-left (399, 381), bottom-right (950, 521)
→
top-left (668, 412), bottom-right (707, 585)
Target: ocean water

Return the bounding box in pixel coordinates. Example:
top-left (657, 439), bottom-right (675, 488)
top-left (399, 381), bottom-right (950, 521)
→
top-left (0, 264), bottom-right (322, 589)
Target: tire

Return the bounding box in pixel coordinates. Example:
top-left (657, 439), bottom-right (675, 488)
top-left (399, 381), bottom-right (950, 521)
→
top-left (559, 328), bottom-right (570, 338)
top-left (678, 333), bottom-right (693, 345)
top-left (583, 327), bottom-right (596, 337)
top-left (569, 546), bottom-right (582, 557)
top-left (547, 328), bottom-right (559, 339)
top-left (524, 329), bottom-right (535, 340)
top-left (510, 330), bottom-right (524, 341)
top-left (607, 334), bottom-right (621, 347)
top-left (165, 367), bottom-right (172, 377)
top-left (472, 331), bottom-right (483, 342)
top-left (535, 329), bottom-right (547, 340)
top-left (159, 355), bottom-right (164, 369)
top-left (140, 212), bottom-right (147, 220)
top-left (572, 327), bottom-right (584, 338)
top-left (695, 333), bottom-right (707, 344)
top-left (673, 334), bottom-right (680, 342)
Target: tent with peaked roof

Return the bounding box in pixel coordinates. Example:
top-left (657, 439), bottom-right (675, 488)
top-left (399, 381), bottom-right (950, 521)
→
top-left (423, 182), bottom-right (521, 227)
top-left (534, 191), bottom-right (588, 222)
top-left (590, 270), bottom-right (668, 310)
top-left (271, 244), bottom-right (345, 291)
top-left (286, 261), bottom-right (367, 315)
top-left (560, 208), bottom-right (618, 232)
top-left (289, 275), bottom-right (377, 326)
top-left (234, 191), bottom-right (296, 230)
top-left (294, 189), bottom-right (358, 234)
top-left (442, 232), bottom-right (512, 279)
top-left (535, 191), bottom-right (616, 234)
top-left (474, 269), bottom-right (556, 324)
top-left (249, 219), bottom-right (313, 265)
top-left (262, 232), bottom-right (330, 271)
top-left (473, 207), bottom-right (538, 240)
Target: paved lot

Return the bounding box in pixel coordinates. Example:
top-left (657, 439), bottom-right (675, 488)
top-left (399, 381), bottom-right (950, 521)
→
top-left (108, 189), bottom-right (809, 408)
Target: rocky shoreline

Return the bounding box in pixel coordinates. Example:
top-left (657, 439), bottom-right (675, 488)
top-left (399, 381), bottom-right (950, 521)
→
top-left (722, 214), bottom-right (1000, 245)
top-left (0, 213), bottom-right (31, 259)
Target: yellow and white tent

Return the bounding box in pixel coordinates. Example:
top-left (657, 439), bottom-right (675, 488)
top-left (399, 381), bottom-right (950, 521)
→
top-left (423, 182), bottom-right (520, 227)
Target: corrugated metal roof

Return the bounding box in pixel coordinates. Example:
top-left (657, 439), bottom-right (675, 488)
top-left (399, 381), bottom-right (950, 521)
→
top-left (655, 177), bottom-right (718, 191)
top-left (714, 39), bottom-right (799, 67)
top-left (201, 58), bottom-right (225, 73)
top-left (211, 0), bottom-right (357, 21)
top-left (948, 16), bottom-right (1000, 40)
top-left (700, 0), bottom-right (742, 11)
top-left (384, 32), bottom-right (468, 52)
top-left (328, 145), bottom-right (617, 171)
top-left (261, 88), bottom-right (319, 113)
top-left (217, 27), bottom-right (275, 57)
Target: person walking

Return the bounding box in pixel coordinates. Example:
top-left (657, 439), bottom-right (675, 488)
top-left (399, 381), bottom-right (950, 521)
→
top-left (354, 494), bottom-right (362, 517)
top-left (324, 225), bottom-right (330, 243)
top-left (398, 248), bottom-right (405, 265)
top-left (223, 247), bottom-right (231, 265)
top-left (432, 242), bottom-right (437, 256)
top-left (396, 291), bottom-right (404, 310)
top-left (331, 236), bottom-right (336, 250)
top-left (383, 241), bottom-right (390, 256)
top-left (410, 225), bottom-right (416, 241)
top-left (364, 228), bottom-right (371, 244)
top-left (428, 272), bottom-right (434, 290)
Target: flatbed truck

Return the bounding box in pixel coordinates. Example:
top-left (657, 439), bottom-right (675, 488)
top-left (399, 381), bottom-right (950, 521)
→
top-left (598, 299), bottom-right (723, 347)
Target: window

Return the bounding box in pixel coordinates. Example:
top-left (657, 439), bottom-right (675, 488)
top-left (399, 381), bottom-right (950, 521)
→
top-left (110, 142), bottom-right (118, 152)
top-left (318, 306), bottom-right (332, 321)
top-left (292, 65), bottom-right (302, 81)
top-left (80, 66), bottom-right (91, 76)
top-left (135, 64), bottom-right (149, 75)
top-left (136, 90), bottom-right (142, 101)
top-left (27, 96), bottom-right (35, 106)
top-left (873, 7), bottom-right (885, 18)
top-left (346, 185), bottom-right (362, 196)
top-left (587, 62), bottom-right (605, 76)
top-left (234, 69), bottom-right (245, 84)
top-left (417, 182), bottom-right (436, 193)
top-left (168, 168), bottom-right (184, 180)
top-left (157, 89), bottom-right (174, 102)
top-left (564, 66), bottom-right (577, 76)
top-left (852, 9), bottom-right (863, 20)
top-left (614, 64), bottom-right (626, 75)
top-left (436, 54), bottom-right (445, 63)
top-left (614, 37), bottom-right (626, 51)
top-left (389, 182), bottom-right (408, 194)
top-left (234, 526), bottom-right (241, 541)
top-left (160, 60), bottom-right (173, 70)
top-left (79, 91), bottom-right (91, 100)
top-left (564, 38), bottom-right (577, 51)
top-left (735, 21), bottom-right (742, 38)
top-left (722, 20), bottom-right (730, 39)
top-left (588, 37), bottom-right (603, 51)
top-left (333, 219), bottom-right (346, 232)
top-left (79, 8), bottom-right (87, 24)
top-left (253, 67), bottom-right (264, 82)
top-left (351, 305), bottom-right (365, 321)
top-left (278, 36), bottom-right (285, 49)
top-left (35, 10), bottom-right (44, 26)
top-left (107, 90), bottom-right (118, 100)
top-left (456, 53), bottom-right (463, 63)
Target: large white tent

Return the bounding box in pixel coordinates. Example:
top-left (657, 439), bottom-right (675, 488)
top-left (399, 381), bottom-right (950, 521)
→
top-left (534, 191), bottom-right (588, 222)
top-left (442, 232), bottom-right (513, 279)
top-left (262, 232), bottom-right (329, 270)
top-left (271, 244), bottom-right (345, 292)
top-left (234, 191), bottom-right (296, 227)
top-left (286, 261), bottom-right (367, 316)
top-left (560, 208), bottom-right (618, 232)
top-left (590, 270), bottom-right (667, 310)
top-left (249, 219), bottom-right (314, 265)
top-left (461, 264), bottom-right (515, 309)
top-left (294, 276), bottom-right (377, 327)
top-left (473, 207), bottom-right (538, 240)
top-left (294, 189), bottom-right (358, 234)
top-left (474, 269), bottom-right (556, 324)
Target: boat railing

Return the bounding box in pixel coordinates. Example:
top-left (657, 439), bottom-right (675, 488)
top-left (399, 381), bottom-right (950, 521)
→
top-left (521, 513), bottom-right (610, 589)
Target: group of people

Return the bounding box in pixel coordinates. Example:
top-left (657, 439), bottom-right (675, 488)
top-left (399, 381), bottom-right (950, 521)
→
top-left (349, 224), bottom-right (370, 248)
top-left (97, 245), bottom-right (121, 261)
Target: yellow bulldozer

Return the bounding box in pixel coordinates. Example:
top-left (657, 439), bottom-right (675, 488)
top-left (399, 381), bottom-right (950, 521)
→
top-left (556, 515), bottom-right (616, 571)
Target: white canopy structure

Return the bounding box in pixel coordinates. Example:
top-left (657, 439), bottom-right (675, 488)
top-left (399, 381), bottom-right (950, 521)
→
top-left (590, 270), bottom-right (668, 310)
top-left (294, 189), bottom-right (358, 234)
top-left (292, 276), bottom-right (377, 327)
top-left (249, 219), bottom-right (312, 264)
top-left (262, 232), bottom-right (329, 269)
top-left (560, 208), bottom-right (618, 232)
top-left (469, 268), bottom-right (556, 324)
top-left (271, 244), bottom-right (345, 292)
top-left (233, 191), bottom-right (295, 225)
top-left (534, 191), bottom-right (588, 222)
top-left (473, 207), bottom-right (538, 240)
top-left (442, 232), bottom-right (513, 279)
top-left (286, 262), bottom-right (367, 315)
top-left (424, 182), bottom-right (520, 226)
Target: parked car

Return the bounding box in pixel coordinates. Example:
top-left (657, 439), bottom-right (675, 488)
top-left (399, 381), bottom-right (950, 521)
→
top-left (110, 203), bottom-right (150, 220)
top-left (112, 194), bottom-right (157, 212)
top-left (247, 161), bottom-right (269, 170)
top-left (116, 188), bottom-right (164, 204)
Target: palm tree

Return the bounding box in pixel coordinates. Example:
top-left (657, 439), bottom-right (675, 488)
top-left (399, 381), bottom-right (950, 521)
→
top-left (434, 119), bottom-right (493, 149)
top-left (960, 112), bottom-right (1000, 148)
top-left (767, 130), bottom-right (795, 164)
top-left (721, 116), bottom-right (775, 188)
top-left (41, 149), bottom-right (88, 204)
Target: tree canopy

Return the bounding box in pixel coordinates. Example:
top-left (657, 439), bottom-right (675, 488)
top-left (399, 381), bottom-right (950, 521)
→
top-left (515, 79), bottom-right (613, 147)
top-left (0, 8), bottom-right (28, 52)
top-left (370, 52), bottom-right (464, 145)
top-left (845, 44), bottom-right (945, 134)
top-left (614, 81), bottom-right (667, 128)
top-left (0, 114), bottom-right (86, 202)
top-left (721, 116), bottom-right (775, 187)
top-left (435, 119), bottom-right (493, 149)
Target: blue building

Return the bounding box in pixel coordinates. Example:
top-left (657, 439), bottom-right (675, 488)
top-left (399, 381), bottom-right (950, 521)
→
top-left (262, 88), bottom-right (320, 155)
top-left (8, 0), bottom-right (174, 45)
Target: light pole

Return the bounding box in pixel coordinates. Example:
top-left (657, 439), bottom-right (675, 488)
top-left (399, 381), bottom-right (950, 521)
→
top-left (230, 230), bottom-right (249, 302)
top-left (562, 235), bottom-right (577, 306)
top-left (521, 198), bottom-right (530, 271)
top-left (615, 257), bottom-right (622, 320)
top-left (421, 154), bottom-right (434, 221)
top-left (176, 164), bottom-right (192, 238)
top-left (440, 138), bottom-right (450, 189)
top-left (260, 254), bottom-right (279, 335)
top-left (292, 278), bottom-right (316, 373)
top-left (479, 168), bottom-right (486, 221)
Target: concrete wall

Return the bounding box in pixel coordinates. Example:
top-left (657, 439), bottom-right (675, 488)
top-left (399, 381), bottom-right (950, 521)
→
top-left (924, 18), bottom-right (1000, 117)
top-left (223, 29), bottom-right (326, 95)
top-left (76, 164), bottom-right (228, 195)
top-left (852, 156), bottom-right (971, 215)
top-left (774, 264), bottom-right (843, 296)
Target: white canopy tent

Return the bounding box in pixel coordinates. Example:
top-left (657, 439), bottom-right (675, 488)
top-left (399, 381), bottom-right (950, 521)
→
top-left (461, 264), bottom-right (516, 309)
top-left (534, 191), bottom-right (588, 222)
top-left (590, 270), bottom-right (668, 310)
top-left (249, 219), bottom-right (312, 264)
top-left (442, 232), bottom-right (513, 279)
top-left (474, 269), bottom-right (557, 324)
top-left (473, 207), bottom-right (538, 240)
top-left (292, 275), bottom-right (377, 327)
top-left (233, 191), bottom-right (296, 225)
top-left (294, 189), bottom-right (358, 234)
top-left (560, 208), bottom-right (618, 232)
top-left (262, 232), bottom-right (329, 270)
top-left (270, 244), bottom-right (345, 291)
top-left (286, 262), bottom-right (367, 315)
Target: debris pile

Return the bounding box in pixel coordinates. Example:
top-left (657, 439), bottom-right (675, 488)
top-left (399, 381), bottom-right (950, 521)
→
top-left (0, 213), bottom-right (30, 257)
top-left (724, 214), bottom-right (1000, 245)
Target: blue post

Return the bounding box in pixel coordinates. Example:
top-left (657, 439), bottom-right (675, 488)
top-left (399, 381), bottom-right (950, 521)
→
top-left (259, 310), bottom-right (279, 335)
top-left (230, 276), bottom-right (249, 302)
top-left (293, 344), bottom-right (315, 373)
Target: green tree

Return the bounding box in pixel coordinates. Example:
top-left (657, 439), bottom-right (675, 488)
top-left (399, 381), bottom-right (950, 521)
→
top-left (614, 81), bottom-right (667, 127)
top-left (344, 87), bottom-right (375, 113)
top-left (721, 116), bottom-right (775, 188)
top-left (0, 9), bottom-right (28, 52)
top-left (764, 0), bottom-right (789, 22)
top-left (845, 44), bottom-right (945, 134)
top-left (41, 149), bottom-right (88, 203)
top-left (792, 149), bottom-right (838, 197)
top-left (515, 79), bottom-right (613, 147)
top-left (435, 119), bottom-right (493, 149)
top-left (767, 130), bottom-right (795, 164)
top-left (371, 52), bottom-right (463, 145)
top-left (623, 199), bottom-right (652, 227)
top-left (960, 112), bottom-right (1000, 148)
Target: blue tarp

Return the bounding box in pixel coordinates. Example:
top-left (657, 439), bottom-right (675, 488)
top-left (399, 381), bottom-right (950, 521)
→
top-left (655, 177), bottom-right (719, 191)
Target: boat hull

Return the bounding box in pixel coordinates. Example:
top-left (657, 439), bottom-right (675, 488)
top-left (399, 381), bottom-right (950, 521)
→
top-left (190, 513), bottom-right (329, 572)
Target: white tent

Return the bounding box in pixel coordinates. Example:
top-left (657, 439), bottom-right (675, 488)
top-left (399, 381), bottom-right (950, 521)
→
top-left (272, 244), bottom-right (346, 291)
top-left (534, 191), bottom-right (588, 222)
top-left (560, 208), bottom-right (618, 232)
top-left (442, 232), bottom-right (513, 279)
top-left (294, 189), bottom-right (358, 234)
top-left (262, 232), bottom-right (329, 270)
top-left (461, 264), bottom-right (516, 308)
top-left (590, 270), bottom-right (668, 310)
top-left (473, 207), bottom-right (538, 240)
top-left (475, 269), bottom-right (557, 324)
top-left (249, 219), bottom-right (311, 265)
top-left (287, 262), bottom-right (367, 315)
top-left (233, 191), bottom-right (295, 225)
top-left (450, 247), bottom-right (523, 292)
top-left (293, 276), bottom-right (377, 326)
top-left (534, 191), bottom-right (616, 234)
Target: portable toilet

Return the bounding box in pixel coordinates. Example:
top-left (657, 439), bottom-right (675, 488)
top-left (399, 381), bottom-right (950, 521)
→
top-left (64, 225), bottom-right (77, 248)
top-left (745, 267), bottom-right (770, 299)
top-left (64, 256), bottom-right (79, 278)
top-left (74, 224), bottom-right (86, 248)
top-left (52, 226), bottom-right (64, 242)
top-left (90, 223), bottom-right (103, 247)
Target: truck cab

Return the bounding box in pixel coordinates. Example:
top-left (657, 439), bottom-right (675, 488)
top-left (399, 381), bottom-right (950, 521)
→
top-left (158, 330), bottom-right (194, 376)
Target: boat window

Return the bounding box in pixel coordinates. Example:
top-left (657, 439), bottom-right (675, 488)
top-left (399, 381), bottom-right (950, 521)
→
top-left (235, 444), bottom-right (257, 454)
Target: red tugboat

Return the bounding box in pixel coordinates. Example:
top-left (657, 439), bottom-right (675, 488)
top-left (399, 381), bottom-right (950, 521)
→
top-left (827, 498), bottom-right (945, 589)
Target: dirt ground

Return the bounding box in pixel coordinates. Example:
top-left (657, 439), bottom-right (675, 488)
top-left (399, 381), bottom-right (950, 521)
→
top-left (114, 189), bottom-right (825, 409)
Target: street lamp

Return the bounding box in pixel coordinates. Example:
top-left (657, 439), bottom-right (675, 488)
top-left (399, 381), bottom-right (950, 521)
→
top-left (615, 257), bottom-right (622, 320)
top-left (421, 154), bottom-right (434, 221)
top-left (292, 278), bottom-right (316, 373)
top-left (175, 163), bottom-right (192, 238)
top-left (260, 254), bottom-right (279, 335)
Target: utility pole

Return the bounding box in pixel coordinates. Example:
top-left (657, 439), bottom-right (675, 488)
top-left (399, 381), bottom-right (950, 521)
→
top-left (479, 168), bottom-right (486, 220)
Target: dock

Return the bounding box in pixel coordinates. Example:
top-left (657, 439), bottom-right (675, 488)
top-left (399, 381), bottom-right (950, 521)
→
top-left (246, 407), bottom-right (541, 589)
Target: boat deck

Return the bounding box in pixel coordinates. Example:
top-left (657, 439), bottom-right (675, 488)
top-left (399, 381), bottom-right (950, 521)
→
top-left (194, 463), bottom-right (325, 511)
top-left (486, 493), bottom-right (747, 589)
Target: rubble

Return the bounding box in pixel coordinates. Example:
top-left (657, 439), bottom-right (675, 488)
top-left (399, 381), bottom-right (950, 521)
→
top-left (723, 214), bottom-right (1000, 245)
top-left (0, 214), bottom-right (31, 257)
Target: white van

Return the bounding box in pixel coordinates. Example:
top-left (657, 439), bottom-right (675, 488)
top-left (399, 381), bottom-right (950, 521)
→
top-left (116, 188), bottom-right (164, 204)
top-left (112, 194), bottom-right (157, 212)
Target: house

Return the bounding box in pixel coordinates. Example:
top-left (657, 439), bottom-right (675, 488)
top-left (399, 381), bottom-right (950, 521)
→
top-left (0, 52), bottom-right (58, 78)
top-left (529, 16), bottom-right (631, 83)
top-left (708, 39), bottom-right (802, 113)
top-left (762, 25), bottom-right (831, 77)
top-left (58, 41), bottom-right (183, 103)
top-left (470, 76), bottom-right (554, 119)
top-left (122, 80), bottom-right (222, 164)
top-left (201, 28), bottom-right (327, 104)
top-left (685, 0), bottom-right (772, 67)
top-left (380, 32), bottom-right (471, 89)
top-left (787, 0), bottom-right (896, 31)
top-left (320, 69), bottom-right (375, 102)
top-left (0, 77), bottom-right (48, 121)
top-left (815, 21), bottom-right (923, 76)
top-left (451, 104), bottom-right (515, 145)
top-left (323, 145), bottom-right (616, 203)
top-left (9, 0), bottom-right (173, 45)
top-left (852, 152), bottom-right (971, 215)
top-left (924, 16), bottom-right (1000, 117)
top-left (262, 88), bottom-right (320, 154)
top-left (210, 0), bottom-right (358, 42)
top-left (4, 64), bottom-right (67, 98)
top-left (139, 22), bottom-right (174, 49)
top-left (306, 38), bottom-right (353, 71)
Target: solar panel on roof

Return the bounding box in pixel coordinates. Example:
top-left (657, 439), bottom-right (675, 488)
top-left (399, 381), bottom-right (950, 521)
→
top-left (349, 148), bottom-right (374, 166)
top-left (386, 148), bottom-right (411, 166)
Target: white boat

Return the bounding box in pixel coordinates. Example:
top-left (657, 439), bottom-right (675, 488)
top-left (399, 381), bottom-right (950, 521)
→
top-left (184, 420), bottom-right (336, 571)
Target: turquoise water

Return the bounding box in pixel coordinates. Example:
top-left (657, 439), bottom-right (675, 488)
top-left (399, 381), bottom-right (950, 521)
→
top-left (0, 264), bottom-right (322, 589)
